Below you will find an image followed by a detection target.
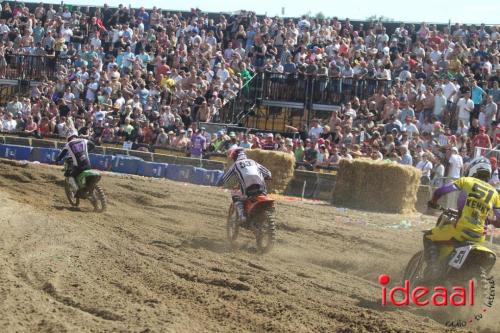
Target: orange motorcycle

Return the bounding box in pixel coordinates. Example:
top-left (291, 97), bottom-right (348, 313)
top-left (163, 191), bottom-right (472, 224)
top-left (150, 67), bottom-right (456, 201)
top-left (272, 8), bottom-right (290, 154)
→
top-left (227, 191), bottom-right (276, 253)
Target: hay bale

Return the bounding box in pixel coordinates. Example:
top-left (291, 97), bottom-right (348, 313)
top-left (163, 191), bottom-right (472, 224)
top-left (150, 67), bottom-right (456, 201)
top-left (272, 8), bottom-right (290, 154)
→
top-left (225, 149), bottom-right (295, 194)
top-left (332, 159), bottom-right (421, 213)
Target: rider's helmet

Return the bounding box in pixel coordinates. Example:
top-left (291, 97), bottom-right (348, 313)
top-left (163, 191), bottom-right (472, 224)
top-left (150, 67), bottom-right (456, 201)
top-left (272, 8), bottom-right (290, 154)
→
top-left (466, 156), bottom-right (492, 182)
top-left (228, 147), bottom-right (246, 161)
top-left (67, 133), bottom-right (78, 142)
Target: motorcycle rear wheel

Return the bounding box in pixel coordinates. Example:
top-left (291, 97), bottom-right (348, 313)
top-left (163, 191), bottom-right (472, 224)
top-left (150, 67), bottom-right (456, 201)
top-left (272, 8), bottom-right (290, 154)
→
top-left (90, 185), bottom-right (107, 213)
top-left (64, 178), bottom-right (80, 207)
top-left (255, 209), bottom-right (276, 254)
top-left (226, 204), bottom-right (240, 248)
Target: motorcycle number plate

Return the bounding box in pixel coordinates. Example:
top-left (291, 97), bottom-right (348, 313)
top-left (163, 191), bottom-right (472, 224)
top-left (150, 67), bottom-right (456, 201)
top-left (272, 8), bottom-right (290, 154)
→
top-left (448, 245), bottom-right (472, 269)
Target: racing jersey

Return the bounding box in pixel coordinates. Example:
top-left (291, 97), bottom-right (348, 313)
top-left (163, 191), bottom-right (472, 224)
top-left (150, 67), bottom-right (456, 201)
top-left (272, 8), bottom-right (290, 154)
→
top-left (221, 157), bottom-right (272, 195)
top-left (57, 138), bottom-right (95, 169)
top-left (434, 177), bottom-right (500, 236)
top-left (454, 177), bottom-right (500, 235)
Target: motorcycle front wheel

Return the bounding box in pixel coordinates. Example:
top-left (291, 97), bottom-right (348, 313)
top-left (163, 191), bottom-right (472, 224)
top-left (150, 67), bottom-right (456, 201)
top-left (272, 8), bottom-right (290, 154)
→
top-left (64, 178), bottom-right (80, 207)
top-left (402, 250), bottom-right (425, 284)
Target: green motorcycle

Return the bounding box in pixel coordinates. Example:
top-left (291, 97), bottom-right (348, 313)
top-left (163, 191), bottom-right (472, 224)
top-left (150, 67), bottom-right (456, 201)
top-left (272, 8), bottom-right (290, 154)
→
top-left (63, 158), bottom-right (107, 212)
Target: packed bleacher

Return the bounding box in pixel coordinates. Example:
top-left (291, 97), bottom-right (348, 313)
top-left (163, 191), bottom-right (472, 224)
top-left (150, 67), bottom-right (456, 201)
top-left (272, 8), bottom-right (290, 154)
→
top-left (0, 2), bottom-right (498, 185)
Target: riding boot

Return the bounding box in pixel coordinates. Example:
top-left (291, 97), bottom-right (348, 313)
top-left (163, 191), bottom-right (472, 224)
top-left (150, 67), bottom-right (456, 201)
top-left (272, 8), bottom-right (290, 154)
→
top-left (235, 201), bottom-right (247, 224)
top-left (423, 236), bottom-right (441, 281)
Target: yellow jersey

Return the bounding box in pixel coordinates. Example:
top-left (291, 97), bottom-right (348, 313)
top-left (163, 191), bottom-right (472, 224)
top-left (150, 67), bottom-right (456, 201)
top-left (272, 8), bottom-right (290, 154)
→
top-left (454, 177), bottom-right (500, 235)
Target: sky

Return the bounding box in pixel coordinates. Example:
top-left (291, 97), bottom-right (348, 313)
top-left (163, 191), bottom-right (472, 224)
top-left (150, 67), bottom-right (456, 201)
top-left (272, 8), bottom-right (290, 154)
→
top-left (23, 0), bottom-right (500, 24)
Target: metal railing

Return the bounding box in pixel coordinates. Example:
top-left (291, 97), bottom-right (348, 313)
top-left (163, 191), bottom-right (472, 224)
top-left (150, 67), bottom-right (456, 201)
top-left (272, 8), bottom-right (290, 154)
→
top-left (218, 73), bottom-right (260, 124)
top-left (4, 54), bottom-right (66, 81)
top-left (261, 72), bottom-right (391, 105)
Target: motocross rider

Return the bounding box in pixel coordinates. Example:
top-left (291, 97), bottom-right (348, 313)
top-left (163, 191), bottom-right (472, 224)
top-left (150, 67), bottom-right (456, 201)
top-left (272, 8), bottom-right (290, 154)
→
top-left (220, 148), bottom-right (272, 224)
top-left (56, 134), bottom-right (95, 192)
top-left (426, 156), bottom-right (500, 279)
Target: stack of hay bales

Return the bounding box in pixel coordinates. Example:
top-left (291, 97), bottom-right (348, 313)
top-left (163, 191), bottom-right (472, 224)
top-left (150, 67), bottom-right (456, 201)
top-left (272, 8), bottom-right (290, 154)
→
top-left (332, 159), bottom-right (421, 213)
top-left (224, 149), bottom-right (295, 194)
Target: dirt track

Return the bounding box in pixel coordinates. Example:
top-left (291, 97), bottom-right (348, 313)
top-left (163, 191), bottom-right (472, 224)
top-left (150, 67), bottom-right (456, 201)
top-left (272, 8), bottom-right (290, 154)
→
top-left (0, 160), bottom-right (498, 333)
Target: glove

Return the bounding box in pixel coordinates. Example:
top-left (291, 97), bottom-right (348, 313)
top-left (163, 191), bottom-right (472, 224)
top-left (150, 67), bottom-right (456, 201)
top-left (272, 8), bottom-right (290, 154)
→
top-left (427, 200), bottom-right (439, 210)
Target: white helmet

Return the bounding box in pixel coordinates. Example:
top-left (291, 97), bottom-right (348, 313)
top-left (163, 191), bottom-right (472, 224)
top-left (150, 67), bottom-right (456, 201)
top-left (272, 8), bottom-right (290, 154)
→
top-left (466, 156), bottom-right (491, 182)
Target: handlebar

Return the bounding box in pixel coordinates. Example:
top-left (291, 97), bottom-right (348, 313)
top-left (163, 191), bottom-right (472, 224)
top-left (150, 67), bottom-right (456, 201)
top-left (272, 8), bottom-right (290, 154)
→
top-left (435, 205), bottom-right (446, 212)
top-left (430, 203), bottom-right (459, 218)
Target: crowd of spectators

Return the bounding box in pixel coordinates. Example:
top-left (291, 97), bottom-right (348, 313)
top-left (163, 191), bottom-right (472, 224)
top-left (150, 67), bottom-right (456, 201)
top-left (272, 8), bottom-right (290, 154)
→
top-left (0, 3), bottom-right (256, 141)
top-left (0, 3), bottom-right (498, 188)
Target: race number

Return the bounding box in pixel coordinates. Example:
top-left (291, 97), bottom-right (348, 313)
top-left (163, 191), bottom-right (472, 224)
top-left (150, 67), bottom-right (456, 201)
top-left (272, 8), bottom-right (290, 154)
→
top-left (449, 246), bottom-right (472, 269)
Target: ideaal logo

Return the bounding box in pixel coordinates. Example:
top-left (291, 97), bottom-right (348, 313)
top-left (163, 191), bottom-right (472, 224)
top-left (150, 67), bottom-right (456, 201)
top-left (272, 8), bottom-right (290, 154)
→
top-left (378, 274), bottom-right (496, 327)
top-left (378, 274), bottom-right (475, 306)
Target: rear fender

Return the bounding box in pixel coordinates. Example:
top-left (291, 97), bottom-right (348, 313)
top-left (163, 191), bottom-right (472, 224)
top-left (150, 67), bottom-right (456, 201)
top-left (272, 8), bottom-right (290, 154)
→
top-left (471, 244), bottom-right (497, 256)
top-left (77, 170), bottom-right (101, 189)
top-left (245, 195), bottom-right (275, 217)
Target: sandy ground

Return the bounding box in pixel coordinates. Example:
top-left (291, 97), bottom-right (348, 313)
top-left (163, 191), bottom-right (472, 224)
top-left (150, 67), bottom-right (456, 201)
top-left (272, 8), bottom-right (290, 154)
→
top-left (0, 160), bottom-right (498, 333)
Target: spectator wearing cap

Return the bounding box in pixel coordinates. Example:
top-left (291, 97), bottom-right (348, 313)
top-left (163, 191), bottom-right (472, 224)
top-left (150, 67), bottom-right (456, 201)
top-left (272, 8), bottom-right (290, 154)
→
top-left (262, 133), bottom-right (277, 150)
top-left (210, 131), bottom-right (224, 153)
top-left (225, 132), bottom-right (239, 151)
top-left (472, 126), bottom-right (492, 153)
top-left (489, 157), bottom-right (500, 190)
top-left (284, 138), bottom-right (294, 154)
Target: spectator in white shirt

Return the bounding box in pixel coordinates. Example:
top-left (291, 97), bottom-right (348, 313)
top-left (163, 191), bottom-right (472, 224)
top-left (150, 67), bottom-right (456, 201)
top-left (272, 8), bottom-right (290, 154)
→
top-left (433, 87), bottom-right (447, 121)
top-left (2, 112), bottom-right (16, 132)
top-left (216, 63), bottom-right (230, 83)
top-left (443, 76), bottom-right (458, 102)
top-left (447, 147), bottom-right (463, 179)
top-left (308, 119), bottom-right (324, 139)
top-left (60, 24), bottom-right (73, 43)
top-left (456, 91), bottom-right (474, 125)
